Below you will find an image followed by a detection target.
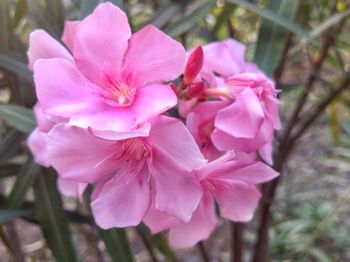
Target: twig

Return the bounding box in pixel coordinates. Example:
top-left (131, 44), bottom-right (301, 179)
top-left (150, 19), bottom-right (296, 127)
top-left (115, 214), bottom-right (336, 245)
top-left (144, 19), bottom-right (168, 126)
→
top-left (281, 9), bottom-right (346, 145)
top-left (197, 241), bottom-right (210, 262)
top-left (135, 227), bottom-right (159, 262)
top-left (231, 222), bottom-right (244, 262)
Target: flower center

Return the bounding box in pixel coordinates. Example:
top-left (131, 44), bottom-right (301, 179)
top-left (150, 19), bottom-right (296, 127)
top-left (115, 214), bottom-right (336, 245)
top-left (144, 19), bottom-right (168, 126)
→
top-left (120, 138), bottom-right (151, 161)
top-left (99, 74), bottom-right (136, 107)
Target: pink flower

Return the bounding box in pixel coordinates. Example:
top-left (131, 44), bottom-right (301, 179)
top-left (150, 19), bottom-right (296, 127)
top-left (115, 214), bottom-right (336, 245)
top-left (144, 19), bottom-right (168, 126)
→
top-left (28, 3), bottom-right (185, 138)
top-left (27, 104), bottom-right (87, 197)
top-left (144, 152), bottom-right (279, 248)
top-left (179, 39), bottom-right (280, 163)
top-left (46, 116), bottom-right (207, 228)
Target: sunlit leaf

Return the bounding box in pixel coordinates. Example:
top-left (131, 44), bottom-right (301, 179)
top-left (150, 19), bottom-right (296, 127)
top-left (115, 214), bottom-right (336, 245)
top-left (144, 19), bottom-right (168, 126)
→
top-left (226, 0), bottom-right (312, 42)
top-left (253, 0), bottom-right (300, 75)
top-left (14, 0), bottom-right (28, 28)
top-left (148, 2), bottom-right (182, 29)
top-left (166, 0), bottom-right (216, 37)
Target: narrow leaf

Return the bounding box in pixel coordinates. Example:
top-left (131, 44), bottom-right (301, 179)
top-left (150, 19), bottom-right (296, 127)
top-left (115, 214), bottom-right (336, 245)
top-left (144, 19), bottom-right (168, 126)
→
top-left (98, 228), bottom-right (134, 262)
top-left (0, 52), bottom-right (33, 82)
top-left (253, 0), bottom-right (300, 75)
top-left (7, 157), bottom-right (40, 209)
top-left (81, 0), bottom-right (123, 18)
top-left (0, 105), bottom-right (35, 133)
top-left (33, 171), bottom-right (79, 262)
top-left (166, 0), bottom-right (217, 37)
top-left (0, 210), bottom-right (31, 224)
top-left (14, 0), bottom-right (28, 28)
top-left (0, 130), bottom-right (27, 160)
top-left (226, 0), bottom-right (312, 42)
top-left (0, 0), bottom-right (9, 49)
top-left (148, 2), bottom-right (182, 28)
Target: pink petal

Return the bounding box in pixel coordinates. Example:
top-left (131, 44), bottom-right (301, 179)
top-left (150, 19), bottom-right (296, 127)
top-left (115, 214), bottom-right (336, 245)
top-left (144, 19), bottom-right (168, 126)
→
top-left (132, 84), bottom-right (177, 125)
top-left (143, 205), bottom-right (179, 234)
top-left (74, 3), bottom-right (131, 84)
top-left (264, 95), bottom-right (281, 130)
top-left (27, 128), bottom-right (50, 167)
top-left (215, 88), bottom-right (264, 139)
top-left (57, 178), bottom-right (87, 198)
top-left (259, 142), bottom-right (273, 165)
top-left (149, 116), bottom-right (207, 171)
top-left (69, 108), bottom-right (136, 134)
top-left (33, 103), bottom-right (56, 132)
top-left (210, 161), bottom-right (279, 184)
top-left (34, 58), bottom-right (101, 118)
top-left (152, 151), bottom-right (202, 222)
top-left (62, 21), bottom-right (80, 52)
top-left (202, 39), bottom-right (246, 77)
top-left (47, 124), bottom-right (118, 183)
top-left (214, 181), bottom-right (261, 222)
top-left (211, 119), bottom-right (273, 153)
top-left (169, 193), bottom-right (217, 248)
top-left (90, 122), bottom-right (151, 140)
top-left (122, 25), bottom-right (185, 86)
top-left (91, 170), bottom-right (151, 228)
top-left (27, 30), bottom-right (73, 70)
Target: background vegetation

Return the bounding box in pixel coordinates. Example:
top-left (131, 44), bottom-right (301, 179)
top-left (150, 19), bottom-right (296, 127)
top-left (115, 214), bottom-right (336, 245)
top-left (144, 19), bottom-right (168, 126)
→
top-left (0, 0), bottom-right (349, 261)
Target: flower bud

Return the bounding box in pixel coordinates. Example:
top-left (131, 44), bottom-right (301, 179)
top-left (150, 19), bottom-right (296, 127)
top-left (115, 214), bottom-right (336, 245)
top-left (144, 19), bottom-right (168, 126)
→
top-left (185, 82), bottom-right (205, 99)
top-left (183, 46), bottom-right (204, 84)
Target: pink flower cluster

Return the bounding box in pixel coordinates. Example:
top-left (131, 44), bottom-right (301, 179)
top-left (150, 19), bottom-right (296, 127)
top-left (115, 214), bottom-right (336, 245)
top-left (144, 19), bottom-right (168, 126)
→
top-left (27, 3), bottom-right (280, 248)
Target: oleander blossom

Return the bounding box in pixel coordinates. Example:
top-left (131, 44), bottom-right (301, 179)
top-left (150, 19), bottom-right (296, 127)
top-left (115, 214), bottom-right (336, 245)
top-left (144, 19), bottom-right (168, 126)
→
top-left (28, 2), bottom-right (185, 138)
top-left (46, 116), bottom-right (206, 228)
top-left (179, 40), bottom-right (281, 163)
top-left (27, 2), bottom-right (281, 250)
top-left (143, 151), bottom-right (278, 248)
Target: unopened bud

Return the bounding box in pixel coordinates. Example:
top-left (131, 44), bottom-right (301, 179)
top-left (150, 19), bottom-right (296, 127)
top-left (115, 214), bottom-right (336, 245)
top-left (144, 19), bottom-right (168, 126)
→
top-left (184, 46), bottom-right (204, 84)
top-left (185, 82), bottom-right (205, 99)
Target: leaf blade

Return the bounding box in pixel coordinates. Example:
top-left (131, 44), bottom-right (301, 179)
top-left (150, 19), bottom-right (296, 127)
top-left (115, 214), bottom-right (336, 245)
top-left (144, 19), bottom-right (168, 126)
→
top-left (226, 0), bottom-right (311, 42)
top-left (0, 105), bottom-right (35, 133)
top-left (253, 0), bottom-right (300, 75)
top-left (33, 171), bottom-right (79, 262)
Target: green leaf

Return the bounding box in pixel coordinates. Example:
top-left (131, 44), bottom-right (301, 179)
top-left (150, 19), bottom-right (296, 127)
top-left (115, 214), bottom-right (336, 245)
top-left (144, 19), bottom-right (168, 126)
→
top-left (80, 0), bottom-right (100, 18)
top-left (0, 210), bottom-right (31, 224)
top-left (310, 9), bottom-right (350, 39)
top-left (7, 157), bottom-right (40, 209)
top-left (213, 3), bottom-right (236, 40)
top-left (0, 52), bottom-right (33, 82)
top-left (226, 0), bottom-right (312, 42)
top-left (165, 0), bottom-right (217, 37)
top-left (0, 0), bottom-right (9, 49)
top-left (14, 0), bottom-right (28, 28)
top-left (33, 171), bottom-right (79, 262)
top-left (0, 105), bottom-right (35, 133)
top-left (98, 228), bottom-right (134, 262)
top-left (253, 0), bottom-right (300, 75)
top-left (137, 224), bottom-right (178, 262)
top-left (148, 2), bottom-right (182, 29)
top-left (0, 130), bottom-right (27, 160)
top-left (81, 0), bottom-right (123, 18)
